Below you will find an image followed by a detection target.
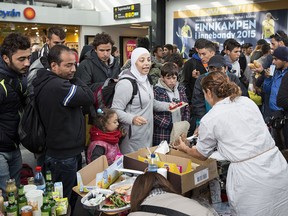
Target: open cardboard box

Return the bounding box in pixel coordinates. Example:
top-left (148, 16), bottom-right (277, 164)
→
top-left (124, 147), bottom-right (218, 194)
top-left (74, 155), bottom-right (123, 196)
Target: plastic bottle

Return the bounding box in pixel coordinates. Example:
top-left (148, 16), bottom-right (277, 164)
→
top-left (34, 166), bottom-right (46, 191)
top-left (147, 153), bottom-right (158, 172)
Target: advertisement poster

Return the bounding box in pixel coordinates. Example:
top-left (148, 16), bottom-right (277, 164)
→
top-left (173, 2), bottom-right (288, 58)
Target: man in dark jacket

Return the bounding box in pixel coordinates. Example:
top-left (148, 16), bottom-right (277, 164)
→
top-left (0, 33), bottom-right (31, 198)
top-left (181, 38), bottom-right (211, 104)
top-left (191, 55), bottom-right (248, 136)
top-left (33, 45), bottom-right (94, 201)
top-left (30, 26), bottom-right (66, 64)
top-left (76, 32), bottom-right (120, 92)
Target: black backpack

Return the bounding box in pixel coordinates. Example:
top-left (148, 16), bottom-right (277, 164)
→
top-left (18, 87), bottom-right (46, 154)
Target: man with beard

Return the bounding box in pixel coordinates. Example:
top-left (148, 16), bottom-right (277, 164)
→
top-left (0, 33), bottom-right (31, 198)
top-left (263, 47), bottom-right (288, 150)
top-left (33, 45), bottom-right (94, 202)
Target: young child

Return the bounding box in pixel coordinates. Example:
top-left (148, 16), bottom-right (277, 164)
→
top-left (153, 62), bottom-right (190, 146)
top-left (87, 108), bottom-right (123, 165)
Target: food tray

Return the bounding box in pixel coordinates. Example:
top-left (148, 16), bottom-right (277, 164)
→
top-left (81, 188), bottom-right (113, 210)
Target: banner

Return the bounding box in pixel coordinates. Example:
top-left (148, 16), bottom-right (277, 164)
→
top-left (173, 2), bottom-right (288, 58)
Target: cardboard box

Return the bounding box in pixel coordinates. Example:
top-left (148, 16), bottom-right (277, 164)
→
top-left (124, 147), bottom-right (218, 194)
top-left (75, 155), bottom-right (123, 195)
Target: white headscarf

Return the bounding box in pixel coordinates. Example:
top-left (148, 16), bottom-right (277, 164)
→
top-left (130, 47), bottom-right (150, 83)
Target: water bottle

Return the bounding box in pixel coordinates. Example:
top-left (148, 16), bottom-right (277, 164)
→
top-left (34, 166), bottom-right (46, 191)
top-left (147, 153), bottom-right (158, 172)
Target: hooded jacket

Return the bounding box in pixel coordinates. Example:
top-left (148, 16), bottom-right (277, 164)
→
top-left (153, 79), bottom-right (190, 145)
top-left (33, 68), bottom-right (94, 158)
top-left (76, 49), bottom-right (120, 92)
top-left (0, 56), bottom-right (27, 151)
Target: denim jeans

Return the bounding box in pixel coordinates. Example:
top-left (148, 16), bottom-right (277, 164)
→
top-left (0, 148), bottom-right (22, 198)
top-left (45, 155), bottom-right (78, 201)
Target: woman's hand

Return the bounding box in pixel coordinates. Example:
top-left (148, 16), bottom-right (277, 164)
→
top-left (132, 116), bottom-right (147, 126)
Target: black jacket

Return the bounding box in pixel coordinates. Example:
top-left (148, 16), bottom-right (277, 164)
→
top-left (33, 69), bottom-right (94, 159)
top-left (0, 57), bottom-right (27, 151)
top-left (76, 49), bottom-right (120, 92)
top-left (277, 72), bottom-right (288, 113)
top-left (191, 71), bottom-right (248, 121)
top-left (181, 54), bottom-right (207, 104)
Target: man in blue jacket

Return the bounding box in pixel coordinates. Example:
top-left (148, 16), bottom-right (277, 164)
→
top-left (263, 47), bottom-right (288, 150)
top-left (33, 45), bottom-right (94, 201)
top-left (0, 33), bottom-right (31, 198)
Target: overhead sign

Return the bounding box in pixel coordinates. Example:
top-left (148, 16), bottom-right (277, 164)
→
top-left (114, 3), bottom-right (140, 20)
top-left (0, 9), bottom-right (20, 19)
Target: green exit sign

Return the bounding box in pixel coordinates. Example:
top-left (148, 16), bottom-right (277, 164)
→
top-left (114, 3), bottom-right (140, 20)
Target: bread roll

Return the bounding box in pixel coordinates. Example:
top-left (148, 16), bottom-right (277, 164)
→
top-left (253, 60), bottom-right (261, 68)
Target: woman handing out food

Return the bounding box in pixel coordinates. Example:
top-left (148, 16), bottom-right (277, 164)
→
top-left (174, 71), bottom-right (288, 216)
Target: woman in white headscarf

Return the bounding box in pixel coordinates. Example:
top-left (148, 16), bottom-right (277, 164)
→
top-left (112, 48), bottom-right (172, 154)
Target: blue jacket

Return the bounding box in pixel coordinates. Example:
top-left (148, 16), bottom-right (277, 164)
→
top-left (263, 68), bottom-right (288, 111)
top-left (0, 56), bottom-right (27, 151)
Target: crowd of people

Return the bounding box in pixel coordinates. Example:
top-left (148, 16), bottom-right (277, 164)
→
top-left (1, 25), bottom-right (288, 215)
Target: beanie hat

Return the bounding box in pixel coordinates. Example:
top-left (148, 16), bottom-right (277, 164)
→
top-left (273, 47), bottom-right (288, 62)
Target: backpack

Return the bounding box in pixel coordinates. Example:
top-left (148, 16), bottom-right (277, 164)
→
top-left (94, 77), bottom-right (138, 109)
top-left (20, 163), bottom-right (34, 185)
top-left (18, 87), bottom-right (46, 154)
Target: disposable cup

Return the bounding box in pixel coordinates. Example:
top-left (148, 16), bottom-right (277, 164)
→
top-left (23, 184), bottom-right (37, 194)
top-left (25, 189), bottom-right (43, 216)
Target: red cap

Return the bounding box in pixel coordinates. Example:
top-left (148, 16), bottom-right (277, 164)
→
top-left (35, 166), bottom-right (42, 172)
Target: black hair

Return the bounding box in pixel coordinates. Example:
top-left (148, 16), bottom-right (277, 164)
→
top-left (112, 46), bottom-right (118, 55)
top-left (0, 33), bottom-right (31, 59)
top-left (152, 45), bottom-right (162, 55)
top-left (92, 32), bottom-right (114, 49)
top-left (47, 26), bottom-right (66, 40)
top-left (261, 43), bottom-right (271, 55)
top-left (164, 53), bottom-right (183, 68)
top-left (136, 37), bottom-right (150, 50)
top-left (194, 38), bottom-right (210, 49)
top-left (48, 44), bottom-right (71, 65)
top-left (241, 43), bottom-right (253, 49)
top-left (226, 40), bottom-right (241, 52)
top-left (160, 62), bottom-right (178, 77)
top-left (163, 44), bottom-right (173, 51)
top-left (201, 41), bottom-right (216, 52)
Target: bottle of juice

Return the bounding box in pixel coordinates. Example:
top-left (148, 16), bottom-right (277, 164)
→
top-left (18, 185), bottom-right (27, 214)
top-left (6, 192), bottom-right (18, 216)
top-left (41, 192), bottom-right (51, 216)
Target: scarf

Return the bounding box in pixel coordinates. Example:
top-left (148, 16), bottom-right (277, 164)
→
top-left (90, 126), bottom-right (122, 145)
top-left (130, 47), bottom-right (150, 83)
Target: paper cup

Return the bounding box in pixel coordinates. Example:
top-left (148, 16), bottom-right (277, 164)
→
top-left (23, 184), bottom-right (37, 194)
top-left (157, 168), bottom-right (168, 179)
top-left (25, 189), bottom-right (43, 216)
